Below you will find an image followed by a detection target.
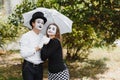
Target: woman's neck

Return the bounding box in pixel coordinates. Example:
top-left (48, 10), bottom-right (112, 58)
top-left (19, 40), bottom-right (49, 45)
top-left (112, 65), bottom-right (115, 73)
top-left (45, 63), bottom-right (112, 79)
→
top-left (49, 35), bottom-right (55, 39)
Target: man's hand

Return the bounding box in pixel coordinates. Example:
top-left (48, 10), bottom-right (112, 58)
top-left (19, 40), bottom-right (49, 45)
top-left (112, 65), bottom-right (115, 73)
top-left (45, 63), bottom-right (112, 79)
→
top-left (42, 36), bottom-right (50, 45)
top-left (37, 36), bottom-right (50, 50)
top-left (35, 46), bottom-right (40, 51)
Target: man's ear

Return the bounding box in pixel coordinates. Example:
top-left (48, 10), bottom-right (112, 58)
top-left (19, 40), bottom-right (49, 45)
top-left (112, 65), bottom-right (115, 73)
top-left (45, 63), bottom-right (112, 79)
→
top-left (32, 22), bottom-right (35, 28)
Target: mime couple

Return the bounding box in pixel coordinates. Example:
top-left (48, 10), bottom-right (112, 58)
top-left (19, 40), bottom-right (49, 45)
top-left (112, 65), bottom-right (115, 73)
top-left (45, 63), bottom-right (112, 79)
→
top-left (20, 11), bottom-right (69, 80)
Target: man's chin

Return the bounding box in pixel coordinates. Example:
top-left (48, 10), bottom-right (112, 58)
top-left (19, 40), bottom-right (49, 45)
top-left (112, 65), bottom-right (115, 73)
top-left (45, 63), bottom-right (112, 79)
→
top-left (37, 28), bottom-right (42, 31)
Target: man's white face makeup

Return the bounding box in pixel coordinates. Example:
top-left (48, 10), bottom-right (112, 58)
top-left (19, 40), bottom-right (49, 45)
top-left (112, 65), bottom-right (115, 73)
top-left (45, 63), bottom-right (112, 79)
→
top-left (35, 18), bottom-right (44, 30)
top-left (47, 25), bottom-right (57, 36)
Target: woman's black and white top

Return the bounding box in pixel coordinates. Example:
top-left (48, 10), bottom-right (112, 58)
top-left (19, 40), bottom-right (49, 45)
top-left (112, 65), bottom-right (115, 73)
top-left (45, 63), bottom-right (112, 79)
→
top-left (41, 38), bottom-right (67, 73)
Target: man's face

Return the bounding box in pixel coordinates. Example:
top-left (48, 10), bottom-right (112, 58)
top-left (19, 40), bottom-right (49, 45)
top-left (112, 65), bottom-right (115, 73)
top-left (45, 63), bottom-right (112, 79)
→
top-left (47, 25), bottom-right (57, 36)
top-left (34, 18), bottom-right (44, 30)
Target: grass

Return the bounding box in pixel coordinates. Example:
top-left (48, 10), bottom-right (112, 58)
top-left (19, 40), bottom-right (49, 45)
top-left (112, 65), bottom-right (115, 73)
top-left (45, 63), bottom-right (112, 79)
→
top-left (68, 58), bottom-right (108, 79)
top-left (0, 64), bottom-right (22, 80)
top-left (0, 46), bottom-right (120, 80)
top-left (0, 60), bottom-right (108, 80)
top-left (0, 63), bottom-right (48, 80)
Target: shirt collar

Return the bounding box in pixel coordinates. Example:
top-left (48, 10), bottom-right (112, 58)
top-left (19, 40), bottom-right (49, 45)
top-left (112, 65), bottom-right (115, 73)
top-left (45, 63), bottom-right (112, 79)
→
top-left (31, 30), bottom-right (43, 37)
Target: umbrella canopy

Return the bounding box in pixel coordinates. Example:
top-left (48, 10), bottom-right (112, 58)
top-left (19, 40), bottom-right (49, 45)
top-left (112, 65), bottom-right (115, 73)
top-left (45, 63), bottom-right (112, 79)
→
top-left (22, 7), bottom-right (73, 34)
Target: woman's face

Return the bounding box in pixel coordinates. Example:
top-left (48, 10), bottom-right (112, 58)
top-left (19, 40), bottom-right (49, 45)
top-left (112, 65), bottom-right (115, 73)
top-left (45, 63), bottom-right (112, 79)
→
top-left (47, 25), bottom-right (57, 36)
top-left (34, 18), bottom-right (44, 30)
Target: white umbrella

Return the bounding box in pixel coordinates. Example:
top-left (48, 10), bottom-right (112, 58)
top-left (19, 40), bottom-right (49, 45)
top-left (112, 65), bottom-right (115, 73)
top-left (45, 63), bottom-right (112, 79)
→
top-left (22, 7), bottom-right (73, 34)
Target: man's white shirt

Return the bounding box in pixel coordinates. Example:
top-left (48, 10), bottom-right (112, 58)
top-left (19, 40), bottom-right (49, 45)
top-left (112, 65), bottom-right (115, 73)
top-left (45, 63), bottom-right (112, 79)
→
top-left (20, 30), bottom-right (43, 64)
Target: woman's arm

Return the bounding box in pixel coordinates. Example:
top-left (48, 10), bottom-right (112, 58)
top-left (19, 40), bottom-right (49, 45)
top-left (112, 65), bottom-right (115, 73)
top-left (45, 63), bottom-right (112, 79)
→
top-left (41, 39), bottom-right (60, 61)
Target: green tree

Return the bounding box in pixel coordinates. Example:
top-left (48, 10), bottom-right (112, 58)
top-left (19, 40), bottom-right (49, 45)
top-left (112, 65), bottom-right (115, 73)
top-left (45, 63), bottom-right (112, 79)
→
top-left (80, 0), bottom-right (120, 45)
top-left (0, 20), bottom-right (18, 49)
top-left (60, 0), bottom-right (120, 60)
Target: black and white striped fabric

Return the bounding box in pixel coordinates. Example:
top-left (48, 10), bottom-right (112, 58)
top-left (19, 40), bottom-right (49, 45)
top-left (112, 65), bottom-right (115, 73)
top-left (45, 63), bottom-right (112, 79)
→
top-left (48, 69), bottom-right (69, 80)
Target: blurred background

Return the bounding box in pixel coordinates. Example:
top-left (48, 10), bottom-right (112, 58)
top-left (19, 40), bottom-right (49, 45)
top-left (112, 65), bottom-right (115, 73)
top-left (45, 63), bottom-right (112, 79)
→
top-left (0, 0), bottom-right (120, 80)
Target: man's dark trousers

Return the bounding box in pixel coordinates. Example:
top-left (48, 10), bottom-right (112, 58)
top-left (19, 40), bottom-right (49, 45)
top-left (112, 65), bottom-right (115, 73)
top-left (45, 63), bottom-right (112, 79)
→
top-left (22, 60), bottom-right (43, 80)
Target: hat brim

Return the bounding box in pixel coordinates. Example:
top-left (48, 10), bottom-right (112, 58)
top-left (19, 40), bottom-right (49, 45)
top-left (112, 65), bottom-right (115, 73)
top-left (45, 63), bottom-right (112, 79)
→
top-left (30, 16), bottom-right (47, 26)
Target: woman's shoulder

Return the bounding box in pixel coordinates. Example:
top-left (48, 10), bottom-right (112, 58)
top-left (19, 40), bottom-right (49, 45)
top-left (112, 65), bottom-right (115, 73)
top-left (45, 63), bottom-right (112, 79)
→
top-left (51, 38), bottom-right (60, 43)
top-left (47, 38), bottom-right (61, 46)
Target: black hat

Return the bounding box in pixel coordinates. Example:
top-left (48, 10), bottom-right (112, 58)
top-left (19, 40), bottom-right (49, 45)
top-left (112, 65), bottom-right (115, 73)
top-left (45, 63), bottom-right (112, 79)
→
top-left (30, 12), bottom-right (47, 26)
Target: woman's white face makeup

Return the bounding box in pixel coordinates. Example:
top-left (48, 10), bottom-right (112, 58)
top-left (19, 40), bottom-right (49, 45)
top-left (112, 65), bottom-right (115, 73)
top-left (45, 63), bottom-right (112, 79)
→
top-left (35, 18), bottom-right (44, 30)
top-left (47, 25), bottom-right (57, 36)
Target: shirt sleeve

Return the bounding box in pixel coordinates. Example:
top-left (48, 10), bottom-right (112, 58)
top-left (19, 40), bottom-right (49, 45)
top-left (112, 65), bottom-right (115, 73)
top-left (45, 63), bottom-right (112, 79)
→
top-left (19, 35), bottom-right (36, 58)
top-left (41, 39), bottom-right (60, 61)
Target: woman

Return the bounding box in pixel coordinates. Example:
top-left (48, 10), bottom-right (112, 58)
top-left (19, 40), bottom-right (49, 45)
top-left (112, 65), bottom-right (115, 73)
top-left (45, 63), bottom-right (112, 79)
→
top-left (41, 23), bottom-right (69, 80)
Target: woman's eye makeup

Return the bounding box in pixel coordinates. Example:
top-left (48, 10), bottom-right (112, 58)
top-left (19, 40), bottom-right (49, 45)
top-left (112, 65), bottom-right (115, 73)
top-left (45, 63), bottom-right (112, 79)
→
top-left (52, 28), bottom-right (55, 31)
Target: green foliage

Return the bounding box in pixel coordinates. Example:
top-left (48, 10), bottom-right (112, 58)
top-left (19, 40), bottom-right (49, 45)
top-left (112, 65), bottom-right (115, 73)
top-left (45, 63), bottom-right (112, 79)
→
top-left (63, 24), bottom-right (98, 61)
top-left (8, 0), bottom-right (37, 26)
top-left (8, 0), bottom-right (120, 61)
top-left (0, 20), bottom-right (18, 48)
top-left (80, 0), bottom-right (120, 45)
top-left (0, 19), bottom-right (28, 49)
top-left (62, 0), bottom-right (120, 60)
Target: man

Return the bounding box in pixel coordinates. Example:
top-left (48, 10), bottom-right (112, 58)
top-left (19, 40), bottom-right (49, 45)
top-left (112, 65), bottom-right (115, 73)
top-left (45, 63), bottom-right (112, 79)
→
top-left (20, 11), bottom-right (48, 80)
